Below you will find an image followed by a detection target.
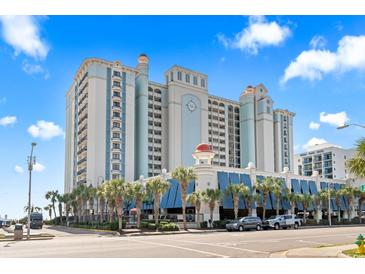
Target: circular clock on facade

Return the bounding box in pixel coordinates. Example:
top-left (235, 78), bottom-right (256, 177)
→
top-left (186, 100), bottom-right (197, 112)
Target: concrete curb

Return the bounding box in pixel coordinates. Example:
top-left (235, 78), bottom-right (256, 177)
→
top-left (300, 224), bottom-right (365, 229)
top-left (46, 225), bottom-right (119, 236)
top-left (121, 229), bottom-right (226, 237)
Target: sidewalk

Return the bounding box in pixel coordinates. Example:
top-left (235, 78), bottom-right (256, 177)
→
top-left (270, 244), bottom-right (357, 258)
top-left (120, 228), bottom-right (226, 237)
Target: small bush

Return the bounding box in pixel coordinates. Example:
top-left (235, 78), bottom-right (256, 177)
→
top-left (200, 221), bottom-right (208, 229)
top-left (159, 223), bottom-right (179, 231)
top-left (140, 221), bottom-right (150, 228)
top-left (148, 223), bottom-right (157, 230)
top-left (212, 220), bottom-right (230, 229)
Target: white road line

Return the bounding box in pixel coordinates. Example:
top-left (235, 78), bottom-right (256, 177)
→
top-left (297, 239), bottom-right (326, 245)
top-left (126, 238), bottom-right (229, 258)
top-left (164, 239), bottom-right (269, 254)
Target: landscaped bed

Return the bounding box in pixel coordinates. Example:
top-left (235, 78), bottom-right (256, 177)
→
top-left (342, 249), bottom-right (365, 258)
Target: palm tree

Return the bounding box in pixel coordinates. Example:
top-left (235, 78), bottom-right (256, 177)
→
top-left (317, 189), bottom-right (332, 224)
top-left (146, 177), bottom-right (170, 229)
top-left (314, 192), bottom-right (326, 224)
top-left (104, 179), bottom-right (127, 230)
top-left (332, 189), bottom-right (343, 222)
top-left (347, 138), bottom-right (365, 178)
top-left (44, 204), bottom-right (53, 220)
top-left (187, 191), bottom-right (204, 222)
top-left (45, 190), bottom-right (59, 220)
top-left (126, 182), bottom-right (146, 229)
top-left (62, 193), bottom-right (72, 225)
top-left (284, 188), bottom-right (298, 215)
top-left (87, 185), bottom-right (97, 223)
top-left (299, 193), bottom-right (313, 224)
top-left (256, 177), bottom-right (273, 220)
top-left (56, 193), bottom-right (64, 224)
top-left (339, 186), bottom-right (356, 221)
top-left (202, 188), bottom-right (221, 228)
top-left (225, 183), bottom-right (249, 220)
top-left (73, 184), bottom-right (87, 223)
top-left (243, 191), bottom-right (261, 216)
top-left (271, 178), bottom-right (284, 216)
top-left (96, 184), bottom-right (106, 223)
top-left (172, 167), bottom-right (197, 230)
top-left (24, 205), bottom-right (42, 213)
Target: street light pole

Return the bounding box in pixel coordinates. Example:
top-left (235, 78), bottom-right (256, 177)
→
top-left (328, 183), bottom-right (332, 227)
top-left (27, 142), bottom-right (37, 240)
top-left (337, 123), bottom-right (365, 130)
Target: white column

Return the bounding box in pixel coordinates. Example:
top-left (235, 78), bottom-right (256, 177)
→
top-left (246, 162), bottom-right (257, 217)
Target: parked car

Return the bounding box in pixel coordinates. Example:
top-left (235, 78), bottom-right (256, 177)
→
top-left (263, 214), bottom-right (301, 230)
top-left (226, 216), bottom-right (262, 232)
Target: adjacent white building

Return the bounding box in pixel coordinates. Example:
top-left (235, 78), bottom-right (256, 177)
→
top-left (65, 54), bottom-right (295, 192)
top-left (294, 143), bottom-right (356, 180)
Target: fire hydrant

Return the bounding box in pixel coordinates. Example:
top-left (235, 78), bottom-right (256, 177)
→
top-left (355, 234), bottom-right (365, 254)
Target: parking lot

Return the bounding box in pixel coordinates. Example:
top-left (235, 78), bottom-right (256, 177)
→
top-left (1, 225), bottom-right (365, 257)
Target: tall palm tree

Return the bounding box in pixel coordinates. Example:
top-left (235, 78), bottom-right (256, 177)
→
top-left (45, 190), bottom-right (59, 220)
top-left (96, 184), bottom-right (106, 223)
top-left (44, 204), bottom-right (53, 220)
top-left (104, 179), bottom-right (127, 230)
top-left (172, 167), bottom-right (197, 230)
top-left (62, 193), bottom-right (72, 224)
top-left (256, 177), bottom-right (273, 220)
top-left (347, 138), bottom-right (365, 178)
top-left (243, 191), bottom-right (261, 216)
top-left (225, 183), bottom-right (249, 220)
top-left (24, 205), bottom-right (42, 213)
top-left (299, 193), bottom-right (313, 224)
top-left (125, 182), bottom-right (146, 229)
top-left (187, 191), bottom-right (204, 222)
top-left (202, 188), bottom-right (221, 228)
top-left (73, 184), bottom-right (87, 223)
top-left (314, 192), bottom-right (325, 224)
top-left (332, 189), bottom-right (343, 222)
top-left (317, 189), bottom-right (332, 224)
top-left (87, 185), bottom-right (97, 223)
top-left (271, 178), bottom-right (284, 216)
top-left (56, 193), bottom-right (64, 224)
top-left (339, 186), bottom-right (356, 221)
top-left (283, 186), bottom-right (302, 215)
top-left (146, 177), bottom-right (170, 229)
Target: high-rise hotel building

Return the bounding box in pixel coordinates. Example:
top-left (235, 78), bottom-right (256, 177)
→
top-left (64, 54), bottom-right (295, 192)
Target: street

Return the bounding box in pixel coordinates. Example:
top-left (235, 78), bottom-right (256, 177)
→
top-left (1, 225), bottom-right (365, 257)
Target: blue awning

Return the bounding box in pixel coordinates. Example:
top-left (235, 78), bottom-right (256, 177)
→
top-left (240, 173), bottom-right (255, 209)
top-left (308, 181), bottom-right (318, 195)
top-left (166, 179), bottom-right (178, 208)
top-left (334, 183), bottom-right (347, 210)
top-left (280, 178), bottom-right (290, 210)
top-left (300, 180), bottom-right (314, 210)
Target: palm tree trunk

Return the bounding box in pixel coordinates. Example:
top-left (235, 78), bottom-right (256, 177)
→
top-left (210, 205), bottom-right (214, 229)
top-left (303, 209), bottom-right (307, 223)
top-left (181, 185), bottom-right (187, 230)
top-left (248, 205), bottom-right (252, 216)
top-left (52, 202), bottom-right (57, 220)
top-left (263, 198), bottom-right (267, 221)
top-left (233, 195), bottom-right (239, 220)
top-left (154, 194), bottom-right (160, 230)
top-left (276, 196), bottom-right (280, 216)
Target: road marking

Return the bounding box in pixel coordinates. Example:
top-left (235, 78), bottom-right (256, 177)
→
top-left (297, 239), bottom-right (326, 245)
top-left (126, 238), bottom-right (229, 258)
top-left (164, 239), bottom-right (269, 254)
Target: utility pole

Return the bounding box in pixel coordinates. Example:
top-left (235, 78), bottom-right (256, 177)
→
top-left (27, 142), bottom-right (37, 240)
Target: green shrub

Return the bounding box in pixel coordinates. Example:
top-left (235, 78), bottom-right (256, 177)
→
top-left (200, 221), bottom-right (208, 229)
top-left (140, 221), bottom-right (150, 228)
top-left (159, 223), bottom-right (179, 231)
top-left (212, 220), bottom-right (229, 229)
top-left (148, 223), bottom-right (157, 230)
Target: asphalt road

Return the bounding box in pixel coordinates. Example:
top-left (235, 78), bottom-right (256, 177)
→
top-left (1, 226), bottom-right (365, 258)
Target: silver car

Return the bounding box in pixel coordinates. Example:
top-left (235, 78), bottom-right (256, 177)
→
top-left (226, 216), bottom-right (262, 232)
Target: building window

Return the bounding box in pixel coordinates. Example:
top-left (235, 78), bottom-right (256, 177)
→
top-left (113, 122), bottom-right (120, 128)
top-left (112, 153), bottom-right (120, 159)
top-left (170, 71), bottom-right (173, 81)
top-left (112, 164), bottom-right (120, 170)
top-left (185, 74), bottom-right (190, 83)
top-left (113, 71), bottom-right (121, 77)
top-left (166, 75), bottom-right (169, 83)
top-left (113, 101), bottom-right (120, 107)
top-left (177, 71), bottom-right (182, 81)
top-left (113, 143), bottom-right (120, 149)
top-left (267, 106), bottom-right (270, 114)
top-left (112, 132), bottom-right (120, 138)
top-left (113, 91), bottom-right (120, 97)
top-left (113, 111), bottom-right (120, 118)
top-left (201, 79), bottom-right (206, 88)
top-left (113, 81), bottom-right (120, 87)
top-left (193, 76), bottom-right (197, 85)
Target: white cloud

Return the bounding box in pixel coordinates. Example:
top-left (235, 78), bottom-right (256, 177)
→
top-left (309, 35), bottom-right (327, 49)
top-left (22, 60), bottom-right (49, 79)
top-left (33, 162), bottom-right (45, 172)
top-left (320, 111), bottom-right (349, 127)
top-left (28, 120), bottom-right (64, 140)
top-left (309, 121), bottom-right (320, 130)
top-left (282, 35), bottom-right (365, 83)
top-left (0, 115), bottom-right (16, 126)
top-left (0, 16), bottom-right (49, 60)
top-left (218, 16), bottom-right (291, 55)
top-left (14, 165), bottom-right (24, 174)
top-left (303, 137), bottom-right (328, 151)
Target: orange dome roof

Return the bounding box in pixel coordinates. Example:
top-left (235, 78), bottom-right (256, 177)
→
top-left (195, 143), bottom-right (213, 153)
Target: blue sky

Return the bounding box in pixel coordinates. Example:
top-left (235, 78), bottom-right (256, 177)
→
top-left (0, 16), bottom-right (364, 219)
